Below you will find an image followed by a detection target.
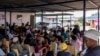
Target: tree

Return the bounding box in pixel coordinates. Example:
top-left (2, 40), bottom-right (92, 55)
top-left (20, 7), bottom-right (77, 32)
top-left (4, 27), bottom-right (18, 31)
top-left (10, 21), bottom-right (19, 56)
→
top-left (78, 17), bottom-right (83, 23)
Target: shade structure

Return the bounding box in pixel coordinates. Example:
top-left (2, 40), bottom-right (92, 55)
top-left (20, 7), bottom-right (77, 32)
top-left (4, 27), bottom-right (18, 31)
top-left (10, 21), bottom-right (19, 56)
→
top-left (0, 0), bottom-right (99, 12)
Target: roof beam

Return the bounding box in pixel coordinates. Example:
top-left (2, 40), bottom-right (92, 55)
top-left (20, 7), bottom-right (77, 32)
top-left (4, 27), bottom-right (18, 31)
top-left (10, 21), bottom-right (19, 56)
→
top-left (59, 4), bottom-right (77, 10)
top-left (88, 0), bottom-right (99, 7)
top-left (0, 3), bottom-right (23, 8)
top-left (17, 0), bottom-right (83, 8)
top-left (35, 0), bottom-right (78, 10)
top-left (0, 0), bottom-right (83, 9)
top-left (29, 6), bottom-right (61, 11)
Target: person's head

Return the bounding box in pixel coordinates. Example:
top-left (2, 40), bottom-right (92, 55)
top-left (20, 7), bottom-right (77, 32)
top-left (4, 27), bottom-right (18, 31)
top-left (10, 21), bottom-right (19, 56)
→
top-left (70, 28), bottom-right (72, 31)
top-left (84, 29), bottom-right (100, 48)
top-left (1, 24), bottom-right (4, 27)
top-left (51, 37), bottom-right (56, 42)
top-left (59, 42), bottom-right (68, 51)
top-left (71, 35), bottom-right (77, 41)
top-left (61, 28), bottom-right (65, 32)
top-left (74, 25), bottom-right (79, 29)
top-left (21, 23), bottom-right (24, 26)
top-left (13, 23), bottom-right (15, 25)
top-left (36, 40), bottom-right (42, 44)
top-left (2, 37), bottom-right (10, 49)
top-left (12, 37), bottom-right (19, 44)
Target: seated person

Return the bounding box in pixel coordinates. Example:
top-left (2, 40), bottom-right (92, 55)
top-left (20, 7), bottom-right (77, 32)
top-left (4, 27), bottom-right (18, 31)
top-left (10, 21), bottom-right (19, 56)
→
top-left (11, 37), bottom-right (23, 55)
top-left (57, 42), bottom-right (71, 56)
top-left (0, 37), bottom-right (6, 56)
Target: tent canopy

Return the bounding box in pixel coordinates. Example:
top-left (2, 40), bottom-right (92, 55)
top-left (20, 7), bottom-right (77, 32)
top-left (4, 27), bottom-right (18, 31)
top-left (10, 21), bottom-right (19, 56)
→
top-left (0, 0), bottom-right (99, 12)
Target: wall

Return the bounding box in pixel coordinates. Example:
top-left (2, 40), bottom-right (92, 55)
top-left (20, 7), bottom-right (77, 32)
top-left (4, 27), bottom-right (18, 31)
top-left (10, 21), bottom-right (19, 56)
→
top-left (0, 12), bottom-right (34, 26)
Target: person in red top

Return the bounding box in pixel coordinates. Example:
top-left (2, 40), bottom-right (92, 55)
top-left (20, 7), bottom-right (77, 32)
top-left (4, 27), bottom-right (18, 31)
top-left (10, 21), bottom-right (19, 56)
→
top-left (42, 40), bottom-right (49, 56)
top-left (34, 40), bottom-right (46, 56)
top-left (34, 40), bottom-right (43, 53)
top-left (42, 40), bottom-right (49, 48)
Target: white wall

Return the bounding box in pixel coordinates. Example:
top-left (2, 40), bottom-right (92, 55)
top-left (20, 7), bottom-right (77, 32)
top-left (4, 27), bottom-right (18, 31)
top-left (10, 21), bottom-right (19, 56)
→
top-left (0, 12), bottom-right (34, 26)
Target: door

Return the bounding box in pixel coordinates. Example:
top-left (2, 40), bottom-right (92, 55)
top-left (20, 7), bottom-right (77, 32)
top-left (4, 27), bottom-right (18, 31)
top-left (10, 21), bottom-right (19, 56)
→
top-left (30, 15), bottom-right (36, 28)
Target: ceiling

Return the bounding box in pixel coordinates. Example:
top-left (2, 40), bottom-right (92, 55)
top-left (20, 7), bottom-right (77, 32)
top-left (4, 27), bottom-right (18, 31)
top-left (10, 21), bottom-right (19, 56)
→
top-left (0, 0), bottom-right (100, 12)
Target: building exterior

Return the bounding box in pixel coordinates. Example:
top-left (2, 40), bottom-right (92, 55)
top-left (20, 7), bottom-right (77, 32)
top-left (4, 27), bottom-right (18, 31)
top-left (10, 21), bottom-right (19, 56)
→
top-left (87, 14), bottom-right (100, 28)
top-left (39, 16), bottom-right (78, 28)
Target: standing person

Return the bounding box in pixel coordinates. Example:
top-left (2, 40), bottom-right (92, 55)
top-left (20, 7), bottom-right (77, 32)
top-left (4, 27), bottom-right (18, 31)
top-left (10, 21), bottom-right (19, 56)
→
top-left (11, 23), bottom-right (16, 33)
top-left (49, 37), bottom-right (58, 56)
top-left (57, 42), bottom-right (71, 56)
top-left (71, 25), bottom-right (81, 53)
top-left (61, 28), bottom-right (68, 41)
top-left (83, 29), bottom-right (100, 56)
top-left (71, 35), bottom-right (81, 54)
top-left (72, 25), bottom-right (80, 36)
top-left (20, 23), bottom-right (26, 34)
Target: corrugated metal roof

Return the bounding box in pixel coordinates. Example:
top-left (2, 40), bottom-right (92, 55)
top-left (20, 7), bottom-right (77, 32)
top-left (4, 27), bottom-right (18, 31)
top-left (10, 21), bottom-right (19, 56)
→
top-left (0, 0), bottom-right (99, 12)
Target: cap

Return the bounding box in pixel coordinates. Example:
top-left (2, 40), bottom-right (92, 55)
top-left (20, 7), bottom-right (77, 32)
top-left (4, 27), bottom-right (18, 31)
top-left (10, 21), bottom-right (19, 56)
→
top-left (84, 29), bottom-right (100, 41)
top-left (13, 37), bottom-right (18, 42)
top-left (59, 42), bottom-right (68, 51)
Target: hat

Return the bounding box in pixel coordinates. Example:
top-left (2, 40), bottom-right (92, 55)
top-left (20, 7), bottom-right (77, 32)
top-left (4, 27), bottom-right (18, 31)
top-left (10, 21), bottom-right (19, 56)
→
top-left (84, 29), bottom-right (100, 41)
top-left (13, 37), bottom-right (18, 42)
top-left (59, 43), bottom-right (68, 51)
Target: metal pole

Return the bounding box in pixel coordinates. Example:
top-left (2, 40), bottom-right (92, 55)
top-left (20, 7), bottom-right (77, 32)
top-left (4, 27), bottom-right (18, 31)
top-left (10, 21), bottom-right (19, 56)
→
top-left (98, 8), bottom-right (100, 32)
top-left (41, 11), bottom-right (43, 29)
top-left (10, 11), bottom-right (12, 25)
top-left (70, 15), bottom-right (72, 29)
top-left (41, 11), bottom-right (43, 22)
top-left (62, 12), bottom-right (64, 28)
top-left (82, 0), bottom-right (86, 50)
top-left (4, 8), bottom-right (7, 33)
top-left (56, 15), bottom-right (58, 27)
top-left (34, 12), bottom-right (36, 28)
top-left (83, 0), bottom-right (86, 32)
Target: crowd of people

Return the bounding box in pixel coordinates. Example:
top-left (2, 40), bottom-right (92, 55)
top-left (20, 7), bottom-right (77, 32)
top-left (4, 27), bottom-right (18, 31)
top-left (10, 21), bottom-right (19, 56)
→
top-left (0, 22), bottom-right (100, 56)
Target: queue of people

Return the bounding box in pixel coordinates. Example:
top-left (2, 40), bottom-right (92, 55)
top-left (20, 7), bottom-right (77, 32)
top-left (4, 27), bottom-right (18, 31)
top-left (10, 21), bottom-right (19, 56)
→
top-left (0, 22), bottom-right (100, 56)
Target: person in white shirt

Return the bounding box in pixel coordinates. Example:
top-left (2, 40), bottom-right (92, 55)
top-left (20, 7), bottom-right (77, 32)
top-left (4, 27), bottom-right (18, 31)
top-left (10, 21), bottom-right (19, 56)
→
top-left (0, 48), bottom-right (6, 56)
top-left (0, 38), bottom-right (6, 56)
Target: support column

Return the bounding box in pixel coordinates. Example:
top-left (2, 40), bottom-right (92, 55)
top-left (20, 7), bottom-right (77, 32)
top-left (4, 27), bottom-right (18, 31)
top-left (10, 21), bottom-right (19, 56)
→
top-left (62, 12), bottom-right (64, 28)
top-left (98, 8), bottom-right (100, 32)
top-left (41, 11), bottom-right (43, 29)
top-left (41, 11), bottom-right (43, 22)
top-left (98, 7), bottom-right (100, 46)
top-left (70, 15), bottom-right (72, 29)
top-left (34, 12), bottom-right (36, 28)
top-left (10, 11), bottom-right (12, 25)
top-left (56, 15), bottom-right (58, 27)
top-left (82, 0), bottom-right (86, 50)
top-left (4, 8), bottom-right (7, 33)
top-left (83, 0), bottom-right (86, 32)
